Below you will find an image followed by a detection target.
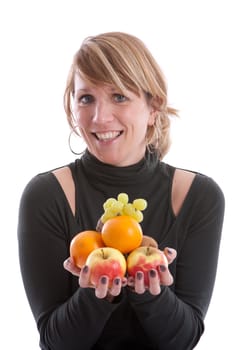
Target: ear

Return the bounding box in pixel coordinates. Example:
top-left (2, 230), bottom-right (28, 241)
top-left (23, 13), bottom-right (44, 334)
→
top-left (148, 108), bottom-right (157, 126)
top-left (147, 96), bottom-right (159, 126)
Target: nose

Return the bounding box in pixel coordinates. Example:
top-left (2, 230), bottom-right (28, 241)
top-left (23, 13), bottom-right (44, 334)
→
top-left (92, 101), bottom-right (114, 123)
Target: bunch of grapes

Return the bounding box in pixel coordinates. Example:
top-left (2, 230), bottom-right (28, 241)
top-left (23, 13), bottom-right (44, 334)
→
top-left (100, 193), bottom-right (147, 224)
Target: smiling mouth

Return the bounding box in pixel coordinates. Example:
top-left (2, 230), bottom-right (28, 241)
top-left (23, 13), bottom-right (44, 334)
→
top-left (94, 131), bottom-right (123, 141)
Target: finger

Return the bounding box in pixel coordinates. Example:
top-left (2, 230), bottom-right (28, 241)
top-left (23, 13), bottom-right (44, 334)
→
top-left (63, 257), bottom-right (81, 276)
top-left (127, 276), bottom-right (136, 293)
top-left (134, 271), bottom-right (146, 294)
top-left (121, 277), bottom-right (128, 287)
top-left (158, 265), bottom-right (174, 286)
top-left (163, 248), bottom-right (177, 264)
top-left (109, 277), bottom-right (122, 296)
top-left (79, 265), bottom-right (91, 287)
top-left (95, 276), bottom-right (109, 299)
top-left (148, 269), bottom-right (161, 295)
top-left (127, 276), bottom-right (135, 288)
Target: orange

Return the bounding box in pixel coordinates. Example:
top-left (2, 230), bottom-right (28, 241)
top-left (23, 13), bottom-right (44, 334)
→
top-left (70, 230), bottom-right (105, 268)
top-left (101, 215), bottom-right (143, 254)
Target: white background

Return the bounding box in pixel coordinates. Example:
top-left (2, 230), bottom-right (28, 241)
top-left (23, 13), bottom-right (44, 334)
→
top-left (1, 0), bottom-right (232, 349)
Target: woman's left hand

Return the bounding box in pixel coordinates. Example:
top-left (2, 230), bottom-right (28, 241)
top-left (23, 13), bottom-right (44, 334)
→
top-left (127, 247), bottom-right (177, 295)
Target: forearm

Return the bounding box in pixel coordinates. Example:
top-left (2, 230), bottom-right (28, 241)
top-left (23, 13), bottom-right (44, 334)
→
top-left (39, 287), bottom-right (121, 350)
top-left (128, 287), bottom-right (203, 350)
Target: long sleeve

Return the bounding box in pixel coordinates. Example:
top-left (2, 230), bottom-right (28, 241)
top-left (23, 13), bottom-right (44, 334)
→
top-left (128, 175), bottom-right (225, 350)
top-left (17, 173), bottom-right (120, 350)
top-left (18, 155), bottom-right (225, 349)
top-left (39, 288), bottom-right (121, 349)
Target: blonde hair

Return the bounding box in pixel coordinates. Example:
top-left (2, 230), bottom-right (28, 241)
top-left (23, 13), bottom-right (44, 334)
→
top-left (64, 32), bottom-right (178, 159)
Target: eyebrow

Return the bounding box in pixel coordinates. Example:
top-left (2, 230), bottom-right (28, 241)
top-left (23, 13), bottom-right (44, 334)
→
top-left (75, 88), bottom-right (92, 95)
top-left (76, 88), bottom-right (90, 92)
top-left (75, 85), bottom-right (126, 95)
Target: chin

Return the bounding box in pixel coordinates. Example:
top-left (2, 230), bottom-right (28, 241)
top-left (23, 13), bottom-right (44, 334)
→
top-left (90, 145), bottom-right (144, 167)
top-left (94, 151), bottom-right (125, 166)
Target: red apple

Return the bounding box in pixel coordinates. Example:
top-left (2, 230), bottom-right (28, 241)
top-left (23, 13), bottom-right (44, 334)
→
top-left (85, 247), bottom-right (127, 287)
top-left (127, 246), bottom-right (168, 285)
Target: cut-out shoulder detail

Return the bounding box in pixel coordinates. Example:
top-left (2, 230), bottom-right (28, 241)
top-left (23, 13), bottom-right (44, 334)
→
top-left (52, 166), bottom-right (75, 216)
top-left (172, 168), bottom-right (196, 217)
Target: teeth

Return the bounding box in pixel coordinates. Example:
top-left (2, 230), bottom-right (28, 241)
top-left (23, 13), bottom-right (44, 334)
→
top-left (96, 131), bottom-right (120, 140)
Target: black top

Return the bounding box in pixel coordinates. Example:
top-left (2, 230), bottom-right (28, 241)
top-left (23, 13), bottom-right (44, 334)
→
top-left (17, 150), bottom-right (225, 350)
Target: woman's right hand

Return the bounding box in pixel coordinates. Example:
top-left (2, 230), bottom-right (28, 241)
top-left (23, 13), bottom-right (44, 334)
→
top-left (64, 257), bottom-right (127, 299)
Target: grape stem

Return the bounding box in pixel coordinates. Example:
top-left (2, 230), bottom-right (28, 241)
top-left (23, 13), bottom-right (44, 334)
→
top-left (96, 219), bottom-right (103, 232)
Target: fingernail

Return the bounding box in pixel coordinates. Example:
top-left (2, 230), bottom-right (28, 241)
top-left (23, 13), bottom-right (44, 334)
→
top-left (64, 258), bottom-right (70, 265)
top-left (64, 257), bottom-right (73, 268)
top-left (149, 269), bottom-right (156, 278)
top-left (83, 265), bottom-right (89, 273)
top-left (114, 278), bottom-right (120, 285)
top-left (159, 265), bottom-right (166, 272)
top-left (136, 271), bottom-right (143, 280)
top-left (101, 276), bottom-right (107, 284)
top-left (166, 248), bottom-right (173, 255)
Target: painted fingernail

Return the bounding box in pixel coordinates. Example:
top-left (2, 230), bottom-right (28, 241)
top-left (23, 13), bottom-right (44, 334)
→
top-left (101, 276), bottom-right (107, 284)
top-left (159, 265), bottom-right (166, 272)
top-left (114, 278), bottom-right (120, 285)
top-left (83, 265), bottom-right (89, 273)
top-left (149, 269), bottom-right (156, 278)
top-left (136, 271), bottom-right (143, 280)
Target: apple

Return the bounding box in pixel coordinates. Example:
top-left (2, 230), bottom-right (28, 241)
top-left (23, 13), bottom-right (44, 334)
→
top-left (85, 247), bottom-right (127, 287)
top-left (127, 246), bottom-right (168, 285)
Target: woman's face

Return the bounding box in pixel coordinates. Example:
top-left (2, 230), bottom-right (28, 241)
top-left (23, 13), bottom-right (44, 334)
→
top-left (73, 74), bottom-right (156, 166)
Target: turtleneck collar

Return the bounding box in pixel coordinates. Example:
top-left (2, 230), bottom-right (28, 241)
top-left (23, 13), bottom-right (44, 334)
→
top-left (79, 149), bottom-right (159, 186)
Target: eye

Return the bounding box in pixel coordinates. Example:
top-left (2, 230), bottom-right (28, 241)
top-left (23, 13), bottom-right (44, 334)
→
top-left (113, 94), bottom-right (128, 103)
top-left (78, 94), bottom-right (94, 105)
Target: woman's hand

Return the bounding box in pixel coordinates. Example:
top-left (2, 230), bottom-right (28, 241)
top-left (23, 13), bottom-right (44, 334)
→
top-left (64, 246), bottom-right (176, 298)
top-left (63, 257), bottom-right (127, 299)
top-left (127, 247), bottom-right (177, 295)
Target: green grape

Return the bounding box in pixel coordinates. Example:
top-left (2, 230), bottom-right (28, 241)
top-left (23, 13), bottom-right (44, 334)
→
top-left (100, 213), bottom-right (109, 223)
top-left (103, 198), bottom-right (117, 210)
top-left (101, 193), bottom-right (147, 223)
top-left (131, 209), bottom-right (143, 223)
top-left (132, 198), bottom-right (147, 211)
top-left (101, 208), bottom-right (115, 223)
top-left (117, 192), bottom-right (129, 205)
top-left (123, 203), bottom-right (136, 217)
top-left (112, 200), bottom-right (124, 213)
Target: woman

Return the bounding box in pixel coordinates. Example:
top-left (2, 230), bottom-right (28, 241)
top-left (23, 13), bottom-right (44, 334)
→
top-left (18, 32), bottom-right (225, 349)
